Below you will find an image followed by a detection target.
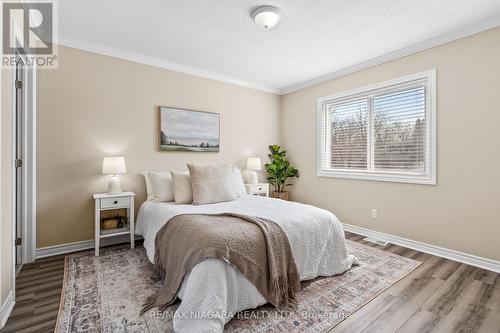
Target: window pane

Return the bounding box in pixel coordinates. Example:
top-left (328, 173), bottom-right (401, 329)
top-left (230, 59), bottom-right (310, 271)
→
top-left (373, 86), bottom-right (426, 173)
top-left (330, 98), bottom-right (368, 169)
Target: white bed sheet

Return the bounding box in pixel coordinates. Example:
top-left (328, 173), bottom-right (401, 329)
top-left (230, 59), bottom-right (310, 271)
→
top-left (136, 195), bottom-right (358, 333)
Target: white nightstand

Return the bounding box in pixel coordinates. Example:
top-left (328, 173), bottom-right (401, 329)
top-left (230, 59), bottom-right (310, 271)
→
top-left (245, 183), bottom-right (270, 197)
top-left (93, 191), bottom-right (135, 256)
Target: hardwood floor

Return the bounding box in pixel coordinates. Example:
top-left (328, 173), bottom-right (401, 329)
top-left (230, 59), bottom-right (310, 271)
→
top-left (1, 233), bottom-right (498, 333)
top-left (1, 254), bottom-right (65, 333)
top-left (332, 233), bottom-right (499, 333)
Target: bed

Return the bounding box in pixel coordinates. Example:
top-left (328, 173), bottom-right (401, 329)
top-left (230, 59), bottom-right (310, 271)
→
top-left (136, 194), bottom-right (358, 333)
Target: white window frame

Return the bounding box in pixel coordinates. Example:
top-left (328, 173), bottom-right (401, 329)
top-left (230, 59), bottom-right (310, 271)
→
top-left (317, 70), bottom-right (436, 185)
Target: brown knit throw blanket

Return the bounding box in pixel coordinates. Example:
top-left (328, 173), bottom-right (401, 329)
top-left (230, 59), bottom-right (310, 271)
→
top-left (141, 213), bottom-right (301, 314)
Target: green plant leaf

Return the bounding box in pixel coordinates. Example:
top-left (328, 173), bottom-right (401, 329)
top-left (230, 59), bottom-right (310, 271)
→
top-left (265, 144), bottom-right (299, 194)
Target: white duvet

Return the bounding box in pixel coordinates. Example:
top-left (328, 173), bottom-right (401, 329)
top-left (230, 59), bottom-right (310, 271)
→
top-left (136, 195), bottom-right (358, 333)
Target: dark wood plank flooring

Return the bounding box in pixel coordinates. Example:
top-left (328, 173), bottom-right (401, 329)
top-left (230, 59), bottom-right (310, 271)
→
top-left (1, 254), bottom-right (65, 333)
top-left (1, 233), bottom-right (498, 333)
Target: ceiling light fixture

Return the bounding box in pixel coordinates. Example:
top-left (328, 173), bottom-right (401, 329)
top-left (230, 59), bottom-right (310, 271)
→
top-left (251, 6), bottom-right (281, 29)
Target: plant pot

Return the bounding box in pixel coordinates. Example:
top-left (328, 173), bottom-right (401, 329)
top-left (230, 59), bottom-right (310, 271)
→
top-left (271, 191), bottom-right (289, 201)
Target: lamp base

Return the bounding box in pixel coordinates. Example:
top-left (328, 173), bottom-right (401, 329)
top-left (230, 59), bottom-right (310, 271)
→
top-left (242, 170), bottom-right (258, 184)
top-left (108, 175), bottom-right (122, 194)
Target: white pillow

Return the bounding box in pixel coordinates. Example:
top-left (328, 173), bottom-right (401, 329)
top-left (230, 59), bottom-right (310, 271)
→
top-left (170, 171), bottom-right (193, 204)
top-left (143, 172), bottom-right (155, 201)
top-left (187, 164), bottom-right (246, 205)
top-left (147, 171), bottom-right (174, 202)
top-left (233, 168), bottom-right (247, 197)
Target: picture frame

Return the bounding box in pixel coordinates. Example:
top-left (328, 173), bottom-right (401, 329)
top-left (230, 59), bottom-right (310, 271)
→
top-left (158, 106), bottom-right (220, 152)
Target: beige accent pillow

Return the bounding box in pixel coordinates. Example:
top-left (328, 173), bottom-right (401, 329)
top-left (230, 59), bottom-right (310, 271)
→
top-left (187, 164), bottom-right (246, 205)
top-left (170, 171), bottom-right (193, 204)
top-left (147, 171), bottom-right (174, 202)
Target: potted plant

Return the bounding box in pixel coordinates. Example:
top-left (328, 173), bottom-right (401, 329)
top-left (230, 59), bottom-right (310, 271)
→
top-left (264, 144), bottom-right (299, 200)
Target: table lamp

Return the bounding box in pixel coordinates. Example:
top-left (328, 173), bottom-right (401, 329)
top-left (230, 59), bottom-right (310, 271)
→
top-left (243, 157), bottom-right (261, 184)
top-left (102, 156), bottom-right (127, 194)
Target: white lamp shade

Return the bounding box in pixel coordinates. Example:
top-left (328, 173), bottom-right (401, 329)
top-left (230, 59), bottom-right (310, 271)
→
top-left (246, 157), bottom-right (262, 171)
top-left (102, 156), bottom-right (127, 175)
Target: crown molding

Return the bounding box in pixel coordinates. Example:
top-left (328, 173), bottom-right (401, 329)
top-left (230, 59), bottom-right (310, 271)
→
top-left (57, 36), bottom-right (280, 94)
top-left (280, 17), bottom-right (500, 95)
top-left (59, 17), bottom-right (500, 96)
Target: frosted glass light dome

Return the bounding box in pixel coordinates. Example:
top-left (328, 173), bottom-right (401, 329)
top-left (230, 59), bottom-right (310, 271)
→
top-left (252, 6), bottom-right (281, 29)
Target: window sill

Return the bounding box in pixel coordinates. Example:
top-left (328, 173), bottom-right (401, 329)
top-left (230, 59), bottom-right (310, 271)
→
top-left (317, 169), bottom-right (436, 185)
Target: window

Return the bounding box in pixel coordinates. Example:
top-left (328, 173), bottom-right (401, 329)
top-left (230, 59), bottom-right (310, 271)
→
top-left (318, 70), bottom-right (436, 184)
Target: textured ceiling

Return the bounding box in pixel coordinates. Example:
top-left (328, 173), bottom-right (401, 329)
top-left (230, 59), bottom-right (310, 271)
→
top-left (59, 0), bottom-right (500, 93)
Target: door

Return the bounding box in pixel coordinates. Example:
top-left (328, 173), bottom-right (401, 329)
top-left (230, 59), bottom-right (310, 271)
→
top-left (15, 58), bottom-right (24, 267)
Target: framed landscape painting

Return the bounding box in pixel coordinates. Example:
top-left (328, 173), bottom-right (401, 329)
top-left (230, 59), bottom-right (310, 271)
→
top-left (159, 106), bottom-right (220, 152)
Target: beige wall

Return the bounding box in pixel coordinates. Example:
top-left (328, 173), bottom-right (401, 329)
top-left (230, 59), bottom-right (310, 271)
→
top-left (1, 67), bottom-right (14, 306)
top-left (36, 46), bottom-right (281, 248)
top-left (281, 27), bottom-right (500, 261)
top-left (36, 28), bottom-right (500, 261)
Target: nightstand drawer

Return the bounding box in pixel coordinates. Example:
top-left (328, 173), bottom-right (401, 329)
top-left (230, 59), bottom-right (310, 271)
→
top-left (101, 196), bottom-right (130, 208)
top-left (244, 183), bottom-right (269, 196)
top-left (253, 185), bottom-right (266, 193)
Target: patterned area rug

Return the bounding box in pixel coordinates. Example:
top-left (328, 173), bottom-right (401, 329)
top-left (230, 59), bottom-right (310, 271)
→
top-left (55, 240), bottom-right (420, 333)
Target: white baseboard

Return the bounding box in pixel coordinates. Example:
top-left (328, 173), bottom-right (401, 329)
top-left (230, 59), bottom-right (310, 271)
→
top-left (0, 291), bottom-right (15, 329)
top-left (35, 235), bottom-right (142, 259)
top-left (343, 224), bottom-right (500, 273)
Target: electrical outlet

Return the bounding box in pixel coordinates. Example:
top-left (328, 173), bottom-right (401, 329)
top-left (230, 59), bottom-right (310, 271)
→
top-left (371, 208), bottom-right (378, 219)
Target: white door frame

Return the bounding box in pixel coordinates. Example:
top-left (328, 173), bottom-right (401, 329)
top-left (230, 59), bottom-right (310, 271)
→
top-left (23, 62), bottom-right (36, 264)
top-left (0, 62), bottom-right (36, 328)
top-left (12, 61), bottom-right (36, 265)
